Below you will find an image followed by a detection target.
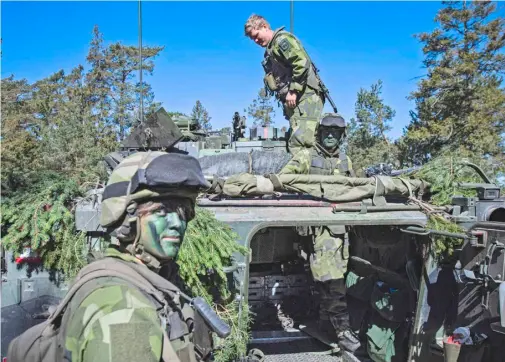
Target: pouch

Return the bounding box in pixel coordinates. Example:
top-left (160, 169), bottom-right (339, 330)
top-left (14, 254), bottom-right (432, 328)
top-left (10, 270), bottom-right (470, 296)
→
top-left (264, 73), bottom-right (278, 91)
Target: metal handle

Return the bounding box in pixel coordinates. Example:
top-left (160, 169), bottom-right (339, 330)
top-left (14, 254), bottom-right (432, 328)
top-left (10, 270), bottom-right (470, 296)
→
top-left (222, 263), bottom-right (239, 274)
top-left (193, 297), bottom-right (231, 338)
top-left (400, 226), bottom-right (468, 240)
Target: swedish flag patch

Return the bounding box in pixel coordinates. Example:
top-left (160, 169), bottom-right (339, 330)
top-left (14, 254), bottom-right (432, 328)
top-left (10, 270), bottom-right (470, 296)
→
top-left (279, 38), bottom-right (291, 52)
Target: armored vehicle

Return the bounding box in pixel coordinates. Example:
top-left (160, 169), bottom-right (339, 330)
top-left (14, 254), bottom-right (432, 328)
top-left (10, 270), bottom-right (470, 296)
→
top-left (2, 109), bottom-right (505, 362)
top-left (170, 109), bottom-right (289, 158)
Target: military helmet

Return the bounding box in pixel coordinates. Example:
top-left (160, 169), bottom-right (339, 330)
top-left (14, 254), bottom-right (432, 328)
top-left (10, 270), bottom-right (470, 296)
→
top-left (100, 151), bottom-right (210, 230)
top-left (317, 113), bottom-right (347, 141)
top-left (319, 113), bottom-right (346, 128)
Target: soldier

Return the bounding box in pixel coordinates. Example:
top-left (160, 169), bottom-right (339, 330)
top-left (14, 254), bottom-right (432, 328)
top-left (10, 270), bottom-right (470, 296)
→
top-left (279, 113), bottom-right (354, 177)
top-left (280, 113), bottom-right (360, 354)
top-left (244, 14), bottom-right (325, 155)
top-left (8, 151), bottom-right (213, 362)
top-left (68, 151), bottom-right (212, 362)
top-left (232, 111), bottom-right (246, 141)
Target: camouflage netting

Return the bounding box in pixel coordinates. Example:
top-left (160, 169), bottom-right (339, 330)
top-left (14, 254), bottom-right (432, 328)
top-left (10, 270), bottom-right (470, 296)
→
top-left (206, 172), bottom-right (429, 202)
top-left (199, 150), bottom-right (292, 177)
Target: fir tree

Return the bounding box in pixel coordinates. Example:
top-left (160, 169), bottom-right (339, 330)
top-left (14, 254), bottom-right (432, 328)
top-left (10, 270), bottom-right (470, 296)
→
top-left (400, 0), bottom-right (505, 166)
top-left (246, 87), bottom-right (276, 126)
top-left (190, 100), bottom-right (212, 131)
top-left (346, 80), bottom-right (398, 174)
top-left (0, 76), bottom-right (40, 193)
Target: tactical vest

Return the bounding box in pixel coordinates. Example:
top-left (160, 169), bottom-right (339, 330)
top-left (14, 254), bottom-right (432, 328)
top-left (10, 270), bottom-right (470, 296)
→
top-left (309, 148), bottom-right (351, 176)
top-left (7, 255), bottom-right (204, 362)
top-left (262, 27), bottom-right (321, 101)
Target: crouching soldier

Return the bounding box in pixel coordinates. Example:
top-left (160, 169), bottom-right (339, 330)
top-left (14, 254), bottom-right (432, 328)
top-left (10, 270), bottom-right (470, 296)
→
top-left (7, 151), bottom-right (224, 362)
top-left (279, 113), bottom-right (354, 177)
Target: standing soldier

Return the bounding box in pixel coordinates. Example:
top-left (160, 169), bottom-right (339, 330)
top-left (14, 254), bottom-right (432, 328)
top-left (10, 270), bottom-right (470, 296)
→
top-left (7, 151), bottom-right (221, 362)
top-left (244, 14), bottom-right (326, 155)
top-left (279, 113), bottom-right (361, 354)
top-left (232, 111), bottom-right (246, 141)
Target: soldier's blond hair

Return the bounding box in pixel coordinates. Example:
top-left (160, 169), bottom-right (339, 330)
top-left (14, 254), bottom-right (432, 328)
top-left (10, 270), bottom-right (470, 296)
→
top-left (244, 14), bottom-right (270, 36)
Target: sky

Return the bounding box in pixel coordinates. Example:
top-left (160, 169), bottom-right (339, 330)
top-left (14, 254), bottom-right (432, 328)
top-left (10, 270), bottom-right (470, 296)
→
top-left (1, 0), bottom-right (448, 140)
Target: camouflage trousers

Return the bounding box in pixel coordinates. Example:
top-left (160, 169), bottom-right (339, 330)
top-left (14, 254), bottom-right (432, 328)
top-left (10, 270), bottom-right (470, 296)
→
top-left (283, 88), bottom-right (324, 155)
top-left (317, 280), bottom-right (350, 332)
top-left (309, 227), bottom-right (350, 331)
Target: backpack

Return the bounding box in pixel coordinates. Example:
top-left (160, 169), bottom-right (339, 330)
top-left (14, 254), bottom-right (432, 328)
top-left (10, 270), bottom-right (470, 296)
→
top-left (6, 256), bottom-right (197, 362)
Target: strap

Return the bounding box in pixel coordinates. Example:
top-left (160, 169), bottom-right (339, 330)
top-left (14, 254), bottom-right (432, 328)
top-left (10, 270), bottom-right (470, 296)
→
top-left (272, 27), bottom-right (287, 44)
top-left (372, 176), bottom-right (387, 207)
top-left (118, 257), bottom-right (183, 300)
top-left (398, 177), bottom-right (413, 198)
top-left (57, 257), bottom-right (186, 361)
top-left (210, 175), bottom-right (224, 194)
top-left (338, 152), bottom-right (349, 173)
top-left (51, 256), bottom-right (187, 324)
top-left (162, 328), bottom-right (182, 362)
top-left (268, 174), bottom-right (283, 190)
top-left (48, 260), bottom-right (168, 325)
top-left (248, 151), bottom-right (253, 174)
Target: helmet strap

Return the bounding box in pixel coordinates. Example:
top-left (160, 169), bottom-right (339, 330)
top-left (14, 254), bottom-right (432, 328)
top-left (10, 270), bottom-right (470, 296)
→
top-left (131, 216), bottom-right (142, 252)
top-left (125, 216), bottom-right (162, 271)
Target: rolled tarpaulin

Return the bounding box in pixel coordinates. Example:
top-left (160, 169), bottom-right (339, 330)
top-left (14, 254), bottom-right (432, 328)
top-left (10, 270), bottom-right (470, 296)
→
top-left (206, 172), bottom-right (430, 204)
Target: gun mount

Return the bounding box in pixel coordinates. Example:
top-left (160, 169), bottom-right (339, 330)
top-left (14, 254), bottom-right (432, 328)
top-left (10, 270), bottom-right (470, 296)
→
top-left (121, 107), bottom-right (184, 151)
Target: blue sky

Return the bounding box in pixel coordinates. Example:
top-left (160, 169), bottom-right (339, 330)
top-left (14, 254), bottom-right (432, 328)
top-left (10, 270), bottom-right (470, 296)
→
top-left (2, 1), bottom-right (447, 140)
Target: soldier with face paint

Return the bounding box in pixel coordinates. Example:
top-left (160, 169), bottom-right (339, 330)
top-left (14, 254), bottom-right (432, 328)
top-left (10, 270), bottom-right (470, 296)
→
top-left (279, 114), bottom-right (360, 354)
top-left (62, 151), bottom-right (211, 362)
top-left (279, 113), bottom-right (355, 177)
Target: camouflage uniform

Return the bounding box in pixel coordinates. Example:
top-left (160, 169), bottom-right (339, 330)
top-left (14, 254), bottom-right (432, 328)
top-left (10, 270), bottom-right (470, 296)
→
top-left (280, 114), bottom-right (358, 350)
top-left (262, 26), bottom-right (325, 154)
top-left (278, 137), bottom-right (354, 176)
top-left (63, 151), bottom-right (211, 362)
top-left (310, 226), bottom-right (350, 330)
top-left (64, 247), bottom-right (185, 362)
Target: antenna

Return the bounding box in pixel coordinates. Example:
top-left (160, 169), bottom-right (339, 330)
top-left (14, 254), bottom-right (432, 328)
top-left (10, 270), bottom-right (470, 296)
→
top-left (290, 0), bottom-right (294, 33)
top-left (138, 0), bottom-right (144, 125)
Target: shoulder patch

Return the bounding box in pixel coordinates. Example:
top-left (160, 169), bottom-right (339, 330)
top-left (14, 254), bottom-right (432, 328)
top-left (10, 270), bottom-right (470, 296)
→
top-left (278, 38), bottom-right (291, 52)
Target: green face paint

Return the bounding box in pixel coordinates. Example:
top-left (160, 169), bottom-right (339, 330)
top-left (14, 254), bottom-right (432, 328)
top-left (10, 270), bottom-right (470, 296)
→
top-left (138, 199), bottom-right (192, 260)
top-left (320, 127), bottom-right (344, 150)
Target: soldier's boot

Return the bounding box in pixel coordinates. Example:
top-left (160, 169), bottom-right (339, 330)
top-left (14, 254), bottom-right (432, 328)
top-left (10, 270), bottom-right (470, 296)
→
top-left (327, 280), bottom-right (362, 354)
top-left (337, 329), bottom-right (361, 354)
top-left (242, 348), bottom-right (265, 362)
top-left (327, 311), bottom-right (360, 354)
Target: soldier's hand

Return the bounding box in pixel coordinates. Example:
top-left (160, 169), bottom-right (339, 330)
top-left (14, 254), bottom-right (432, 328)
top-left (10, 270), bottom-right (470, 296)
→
top-left (286, 91), bottom-right (297, 108)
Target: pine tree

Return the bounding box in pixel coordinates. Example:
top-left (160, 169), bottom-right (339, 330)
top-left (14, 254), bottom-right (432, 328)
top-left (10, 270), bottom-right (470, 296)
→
top-left (246, 88), bottom-right (276, 126)
top-left (0, 76), bottom-right (40, 193)
top-left (97, 34), bottom-right (164, 140)
top-left (346, 80), bottom-right (398, 174)
top-left (1, 25), bottom-right (166, 192)
top-left (86, 25), bottom-right (111, 124)
top-left (400, 0), bottom-right (505, 166)
top-left (190, 100), bottom-right (212, 132)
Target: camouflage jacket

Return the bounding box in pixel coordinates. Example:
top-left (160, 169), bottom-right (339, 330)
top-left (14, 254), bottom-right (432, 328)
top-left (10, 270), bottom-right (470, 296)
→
top-left (263, 27), bottom-right (321, 100)
top-left (279, 142), bottom-right (354, 176)
top-left (64, 247), bottom-right (193, 362)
